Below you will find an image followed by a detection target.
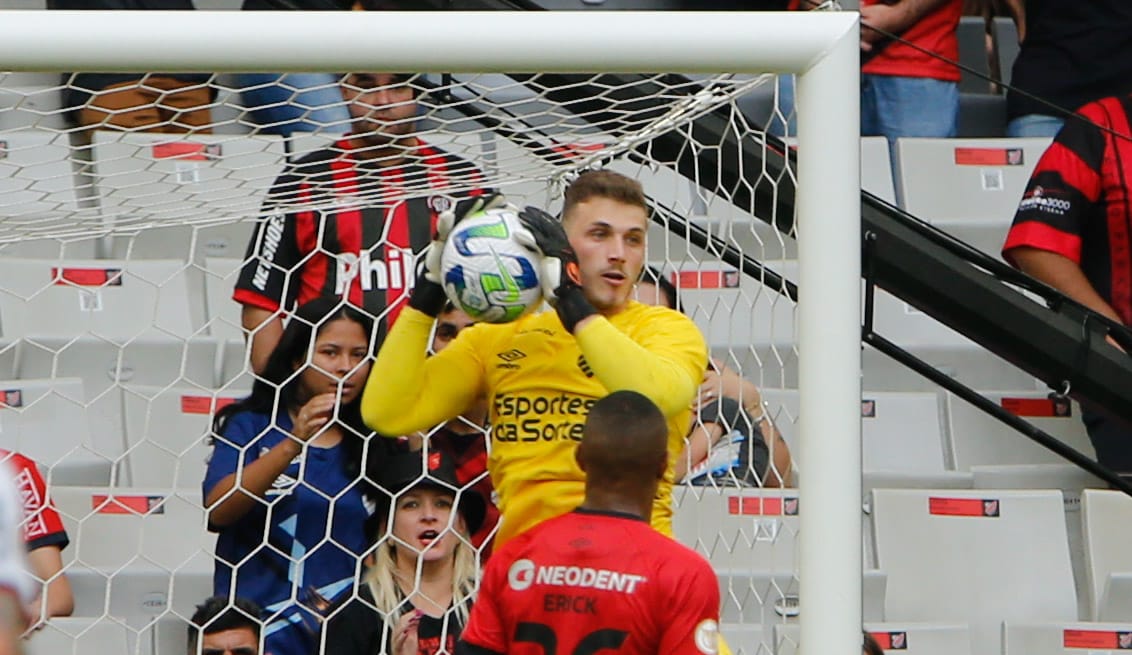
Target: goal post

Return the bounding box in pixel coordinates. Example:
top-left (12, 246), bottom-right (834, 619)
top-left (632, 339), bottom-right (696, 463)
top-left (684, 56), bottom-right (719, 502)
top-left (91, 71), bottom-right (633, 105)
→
top-left (0, 9), bottom-right (860, 655)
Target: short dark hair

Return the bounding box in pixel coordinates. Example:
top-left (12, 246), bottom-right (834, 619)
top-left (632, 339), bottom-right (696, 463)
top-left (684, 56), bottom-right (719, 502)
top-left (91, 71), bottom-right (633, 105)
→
top-left (578, 390), bottom-right (668, 483)
top-left (562, 170), bottom-right (648, 220)
top-left (188, 596), bottom-right (263, 654)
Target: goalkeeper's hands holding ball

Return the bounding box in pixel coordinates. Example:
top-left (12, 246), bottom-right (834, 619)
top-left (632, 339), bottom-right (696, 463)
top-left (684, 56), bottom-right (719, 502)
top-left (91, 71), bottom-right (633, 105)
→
top-left (408, 193), bottom-right (508, 317)
top-left (514, 207), bottom-right (597, 333)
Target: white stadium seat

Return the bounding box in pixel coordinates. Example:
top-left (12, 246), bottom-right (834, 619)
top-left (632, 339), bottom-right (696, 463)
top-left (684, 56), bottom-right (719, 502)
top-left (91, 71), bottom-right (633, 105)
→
top-left (0, 377), bottom-right (114, 486)
top-left (121, 384), bottom-right (248, 489)
top-left (945, 391), bottom-right (1095, 471)
top-left (1080, 490), bottom-right (1132, 621)
top-left (0, 130), bottom-right (81, 220)
top-left (894, 137), bottom-right (1052, 256)
top-left (760, 388), bottom-right (949, 475)
top-left (895, 137), bottom-right (1051, 223)
top-left (202, 256), bottom-right (245, 341)
top-left (16, 335), bottom-right (223, 395)
top-left (0, 258), bottom-right (204, 340)
top-left (25, 616), bottom-right (132, 655)
top-left (90, 131), bottom-right (286, 224)
top-left (776, 622), bottom-right (972, 655)
top-left (673, 486), bottom-right (800, 572)
top-left (1004, 622), bottom-right (1132, 655)
top-left (52, 487), bottom-right (213, 573)
top-left (872, 488), bottom-right (1077, 655)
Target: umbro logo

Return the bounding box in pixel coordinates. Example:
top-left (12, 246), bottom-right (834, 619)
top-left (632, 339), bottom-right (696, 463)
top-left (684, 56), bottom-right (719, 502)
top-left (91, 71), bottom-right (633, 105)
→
top-left (496, 349), bottom-right (526, 370)
top-left (577, 355), bottom-right (594, 378)
top-left (497, 350), bottom-right (526, 363)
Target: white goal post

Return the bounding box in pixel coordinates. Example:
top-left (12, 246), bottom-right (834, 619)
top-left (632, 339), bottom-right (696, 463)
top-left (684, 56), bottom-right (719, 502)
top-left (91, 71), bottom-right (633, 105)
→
top-left (0, 9), bottom-right (859, 655)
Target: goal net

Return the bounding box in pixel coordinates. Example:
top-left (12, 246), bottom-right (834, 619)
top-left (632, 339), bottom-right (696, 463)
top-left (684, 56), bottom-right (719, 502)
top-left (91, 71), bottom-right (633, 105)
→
top-left (0, 9), bottom-right (859, 655)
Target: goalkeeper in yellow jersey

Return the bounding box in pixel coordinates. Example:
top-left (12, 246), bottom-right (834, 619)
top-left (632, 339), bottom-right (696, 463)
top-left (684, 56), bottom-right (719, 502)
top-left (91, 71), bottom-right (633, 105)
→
top-left (360, 170), bottom-right (708, 546)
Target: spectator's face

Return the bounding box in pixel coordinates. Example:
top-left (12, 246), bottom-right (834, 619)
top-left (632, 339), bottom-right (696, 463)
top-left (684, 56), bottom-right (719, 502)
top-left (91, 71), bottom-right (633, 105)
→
top-left (432, 308), bottom-right (476, 353)
top-left (564, 197), bottom-right (648, 314)
top-left (199, 627), bottom-right (258, 655)
top-left (295, 317), bottom-right (372, 405)
top-left (391, 487), bottom-right (466, 563)
top-left (635, 280), bottom-right (670, 308)
top-left (341, 73), bottom-right (418, 146)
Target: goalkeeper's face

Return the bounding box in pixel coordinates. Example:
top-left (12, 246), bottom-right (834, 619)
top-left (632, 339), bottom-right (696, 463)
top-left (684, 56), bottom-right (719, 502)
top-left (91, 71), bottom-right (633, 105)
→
top-left (341, 72), bottom-right (418, 148)
top-left (564, 197), bottom-right (648, 315)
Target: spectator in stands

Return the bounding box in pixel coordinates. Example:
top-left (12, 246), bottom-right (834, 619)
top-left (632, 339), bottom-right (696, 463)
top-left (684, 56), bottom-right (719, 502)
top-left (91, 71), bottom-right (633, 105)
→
top-left (0, 470), bottom-right (32, 655)
top-left (859, 0), bottom-right (964, 143)
top-left (204, 297), bottom-right (388, 655)
top-left (234, 0), bottom-right (354, 137)
top-left (49, 1), bottom-right (213, 137)
top-left (998, 1), bottom-right (1132, 137)
top-left (233, 71), bottom-right (485, 374)
top-left (774, 0), bottom-right (962, 147)
top-left (360, 171), bottom-right (708, 547)
top-left (188, 596), bottom-right (263, 655)
top-left (0, 451), bottom-right (73, 632)
top-left (1002, 93), bottom-right (1132, 476)
top-left (322, 448), bottom-right (484, 655)
top-left (636, 269), bottom-right (793, 487)
top-left (417, 302), bottom-right (499, 552)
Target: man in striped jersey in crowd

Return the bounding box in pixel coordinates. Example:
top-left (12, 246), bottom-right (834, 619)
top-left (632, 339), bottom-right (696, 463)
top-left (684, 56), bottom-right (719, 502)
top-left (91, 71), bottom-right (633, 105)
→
top-left (1003, 94), bottom-right (1132, 477)
top-left (234, 72), bottom-right (485, 373)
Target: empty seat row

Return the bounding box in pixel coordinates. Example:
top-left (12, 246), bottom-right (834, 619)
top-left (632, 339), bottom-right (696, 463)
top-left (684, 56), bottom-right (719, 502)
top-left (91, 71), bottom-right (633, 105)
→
top-left (0, 376), bottom-right (248, 489)
top-left (762, 387), bottom-right (1096, 478)
top-left (673, 488), bottom-right (1132, 655)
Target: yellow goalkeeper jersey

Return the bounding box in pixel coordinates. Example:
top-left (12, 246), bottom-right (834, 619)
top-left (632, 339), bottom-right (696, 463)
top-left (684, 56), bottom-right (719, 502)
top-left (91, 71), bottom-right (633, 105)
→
top-left (361, 302), bottom-right (708, 546)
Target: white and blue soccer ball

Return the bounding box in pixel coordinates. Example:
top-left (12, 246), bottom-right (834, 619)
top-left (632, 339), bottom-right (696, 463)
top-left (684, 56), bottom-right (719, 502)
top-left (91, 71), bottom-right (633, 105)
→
top-left (440, 207), bottom-right (543, 323)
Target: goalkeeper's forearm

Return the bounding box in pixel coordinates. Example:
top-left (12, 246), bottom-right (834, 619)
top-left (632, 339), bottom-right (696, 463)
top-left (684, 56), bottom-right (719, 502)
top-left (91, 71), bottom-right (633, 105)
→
top-left (360, 308), bottom-right (472, 436)
top-left (574, 317), bottom-right (705, 417)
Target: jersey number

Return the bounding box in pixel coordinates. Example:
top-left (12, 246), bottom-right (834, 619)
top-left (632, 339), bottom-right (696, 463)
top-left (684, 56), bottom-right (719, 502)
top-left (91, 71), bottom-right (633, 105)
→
top-left (515, 622), bottom-right (629, 655)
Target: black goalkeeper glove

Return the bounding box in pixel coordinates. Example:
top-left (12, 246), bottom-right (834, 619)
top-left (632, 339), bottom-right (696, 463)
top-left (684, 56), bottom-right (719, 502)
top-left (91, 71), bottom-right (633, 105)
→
top-left (514, 206), bottom-right (597, 333)
top-left (408, 193), bottom-right (508, 317)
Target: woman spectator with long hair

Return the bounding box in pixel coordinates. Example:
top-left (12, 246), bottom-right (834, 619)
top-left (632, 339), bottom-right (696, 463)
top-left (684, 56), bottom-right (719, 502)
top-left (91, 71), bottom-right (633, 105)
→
top-left (323, 448), bottom-right (484, 655)
top-left (204, 297), bottom-right (383, 655)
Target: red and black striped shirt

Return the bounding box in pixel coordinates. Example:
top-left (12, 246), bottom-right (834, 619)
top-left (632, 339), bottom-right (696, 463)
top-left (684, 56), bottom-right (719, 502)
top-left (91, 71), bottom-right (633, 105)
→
top-left (1004, 95), bottom-right (1132, 325)
top-left (234, 137), bottom-right (485, 330)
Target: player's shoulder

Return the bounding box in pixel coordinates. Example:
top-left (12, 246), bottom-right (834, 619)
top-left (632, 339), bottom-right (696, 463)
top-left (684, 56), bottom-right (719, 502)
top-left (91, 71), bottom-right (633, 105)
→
top-left (639, 525), bottom-right (716, 577)
top-left (482, 513), bottom-right (565, 573)
top-left (619, 301), bottom-right (704, 341)
top-left (622, 301), bottom-right (695, 326)
top-left (268, 145), bottom-right (341, 202)
top-left (415, 140), bottom-right (483, 171)
top-left (281, 144), bottom-right (341, 180)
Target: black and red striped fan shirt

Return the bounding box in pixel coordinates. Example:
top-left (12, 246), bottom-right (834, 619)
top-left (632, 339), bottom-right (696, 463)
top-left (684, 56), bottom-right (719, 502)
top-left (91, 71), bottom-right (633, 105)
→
top-left (1004, 95), bottom-right (1132, 325)
top-left (234, 137), bottom-right (485, 331)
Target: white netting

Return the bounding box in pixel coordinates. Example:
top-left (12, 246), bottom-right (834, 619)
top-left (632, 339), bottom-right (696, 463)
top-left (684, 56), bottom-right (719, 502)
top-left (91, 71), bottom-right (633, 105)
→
top-left (0, 63), bottom-right (823, 655)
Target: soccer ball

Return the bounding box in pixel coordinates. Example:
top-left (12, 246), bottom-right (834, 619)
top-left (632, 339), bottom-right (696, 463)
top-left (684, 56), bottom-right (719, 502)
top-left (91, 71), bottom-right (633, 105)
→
top-left (440, 207), bottom-right (544, 323)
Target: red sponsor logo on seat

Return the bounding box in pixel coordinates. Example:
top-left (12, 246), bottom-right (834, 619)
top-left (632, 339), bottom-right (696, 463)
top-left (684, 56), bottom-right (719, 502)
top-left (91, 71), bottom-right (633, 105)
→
top-left (91, 494), bottom-right (166, 516)
top-left (180, 395), bottom-right (237, 415)
top-left (727, 496), bottom-right (799, 516)
top-left (928, 497), bottom-right (1000, 517)
top-left (51, 267), bottom-right (122, 287)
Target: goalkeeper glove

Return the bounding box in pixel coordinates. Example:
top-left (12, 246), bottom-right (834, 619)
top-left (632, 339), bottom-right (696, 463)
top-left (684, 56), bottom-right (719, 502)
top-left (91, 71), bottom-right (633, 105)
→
top-left (408, 193), bottom-right (508, 317)
top-left (514, 206), bottom-right (597, 333)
